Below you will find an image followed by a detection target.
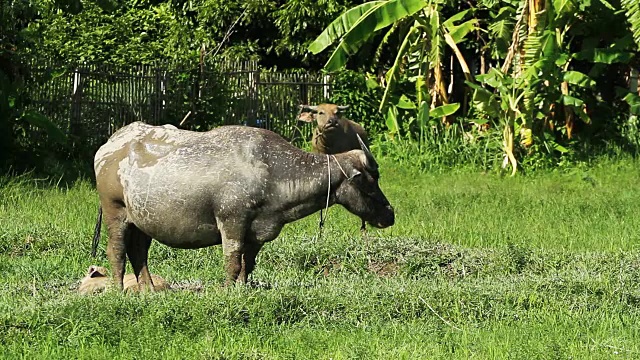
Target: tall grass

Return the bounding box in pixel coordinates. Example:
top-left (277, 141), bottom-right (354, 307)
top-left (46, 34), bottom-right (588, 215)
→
top-left (372, 122), bottom-right (638, 175)
top-left (372, 124), bottom-right (503, 173)
top-left (1, 159), bottom-right (640, 358)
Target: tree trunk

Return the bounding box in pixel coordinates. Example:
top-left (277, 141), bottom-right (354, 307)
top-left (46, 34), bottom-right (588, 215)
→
top-left (560, 81), bottom-right (574, 139)
top-left (432, 63), bottom-right (450, 124)
top-left (631, 67), bottom-right (639, 94)
top-left (444, 32), bottom-right (473, 82)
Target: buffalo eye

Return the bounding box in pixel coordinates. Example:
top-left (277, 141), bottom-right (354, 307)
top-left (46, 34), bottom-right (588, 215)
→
top-left (319, 111), bottom-right (325, 115)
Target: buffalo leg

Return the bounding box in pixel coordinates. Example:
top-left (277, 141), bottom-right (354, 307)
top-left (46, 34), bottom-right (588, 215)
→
top-left (360, 219), bottom-right (368, 243)
top-left (219, 221), bottom-right (246, 286)
top-left (238, 241), bottom-right (264, 284)
top-left (125, 225), bottom-right (154, 292)
top-left (103, 205), bottom-right (128, 291)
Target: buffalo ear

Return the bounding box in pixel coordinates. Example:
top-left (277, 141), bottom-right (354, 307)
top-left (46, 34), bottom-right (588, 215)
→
top-left (88, 266), bottom-right (106, 278)
top-left (347, 169), bottom-right (361, 182)
top-left (298, 112), bottom-right (316, 123)
top-left (86, 266), bottom-right (96, 276)
top-left (298, 105), bottom-right (319, 123)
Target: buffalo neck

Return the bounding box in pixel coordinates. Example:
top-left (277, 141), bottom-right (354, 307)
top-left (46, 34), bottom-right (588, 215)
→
top-left (271, 151), bottom-right (349, 223)
top-left (312, 130), bottom-right (330, 153)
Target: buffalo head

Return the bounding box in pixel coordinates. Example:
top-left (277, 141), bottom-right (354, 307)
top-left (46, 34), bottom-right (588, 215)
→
top-left (334, 135), bottom-right (394, 228)
top-left (299, 103), bottom-right (349, 130)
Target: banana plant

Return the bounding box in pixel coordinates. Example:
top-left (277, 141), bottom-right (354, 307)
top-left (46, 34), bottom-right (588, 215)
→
top-left (621, 0), bottom-right (640, 47)
top-left (469, 0), bottom-right (624, 174)
top-left (308, 0), bottom-right (476, 140)
top-left (308, 0), bottom-right (429, 72)
top-left (621, 0), bottom-right (640, 143)
top-left (466, 68), bottom-right (526, 176)
top-left (309, 0), bottom-right (639, 170)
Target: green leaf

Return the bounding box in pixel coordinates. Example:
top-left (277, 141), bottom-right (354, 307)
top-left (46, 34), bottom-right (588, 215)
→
top-left (365, 76), bottom-right (381, 90)
top-left (466, 81), bottom-right (500, 118)
top-left (615, 86), bottom-right (632, 97)
top-left (597, 0), bottom-right (616, 10)
top-left (574, 48), bottom-right (635, 64)
top-left (574, 106), bottom-right (592, 124)
top-left (442, 9), bottom-right (471, 28)
top-left (445, 19), bottom-right (478, 44)
top-left (476, 68), bottom-right (505, 89)
top-left (379, 25), bottom-right (419, 111)
top-left (466, 81), bottom-right (493, 100)
top-left (540, 30), bottom-right (558, 57)
top-left (415, 74), bottom-right (429, 105)
top-left (417, 101), bottom-right (429, 128)
top-left (555, 53), bottom-right (570, 66)
top-left (21, 111), bottom-right (67, 144)
top-left (396, 94), bottom-right (416, 109)
top-left (562, 95), bottom-right (584, 107)
top-left (373, 20), bottom-right (405, 66)
top-left (553, 0), bottom-right (578, 19)
top-left (429, 103), bottom-right (460, 118)
top-left (308, 2), bottom-right (385, 54)
top-left (323, 0), bottom-right (429, 71)
top-left (428, 10), bottom-right (444, 66)
top-left (623, 93), bottom-right (640, 115)
top-left (324, 43), bottom-right (354, 73)
top-left (621, 0), bottom-right (640, 47)
top-left (489, 19), bottom-right (513, 45)
top-left (554, 143), bottom-right (569, 153)
top-left (385, 105), bottom-right (400, 134)
top-left (563, 71), bottom-right (596, 88)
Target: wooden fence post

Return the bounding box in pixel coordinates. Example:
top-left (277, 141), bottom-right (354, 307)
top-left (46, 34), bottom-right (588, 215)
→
top-left (70, 65), bottom-right (83, 141)
top-left (300, 73), bottom-right (309, 106)
top-left (323, 74), bottom-right (331, 101)
top-left (248, 61), bottom-right (260, 127)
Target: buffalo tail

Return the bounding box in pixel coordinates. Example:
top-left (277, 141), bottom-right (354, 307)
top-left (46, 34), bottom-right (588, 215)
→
top-left (91, 206), bottom-right (103, 257)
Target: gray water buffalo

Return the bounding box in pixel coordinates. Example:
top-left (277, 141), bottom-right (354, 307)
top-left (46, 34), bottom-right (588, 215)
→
top-left (299, 103), bottom-right (370, 154)
top-left (93, 122), bottom-right (394, 289)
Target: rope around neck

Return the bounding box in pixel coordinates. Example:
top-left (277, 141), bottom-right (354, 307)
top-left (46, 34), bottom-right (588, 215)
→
top-left (316, 155), bottom-right (351, 241)
top-left (318, 155), bottom-right (331, 230)
top-left (331, 154), bottom-right (349, 178)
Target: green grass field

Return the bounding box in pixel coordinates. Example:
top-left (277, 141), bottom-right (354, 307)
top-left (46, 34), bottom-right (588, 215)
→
top-left (1, 159), bottom-right (640, 359)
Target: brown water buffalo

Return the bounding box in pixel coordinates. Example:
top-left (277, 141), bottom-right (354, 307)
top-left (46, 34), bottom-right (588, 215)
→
top-left (299, 103), bottom-right (370, 154)
top-left (78, 265), bottom-right (170, 294)
top-left (299, 103), bottom-right (372, 231)
top-left (93, 122), bottom-right (394, 290)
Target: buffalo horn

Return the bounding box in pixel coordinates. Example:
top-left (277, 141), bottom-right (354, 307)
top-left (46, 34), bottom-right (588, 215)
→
top-left (337, 105), bottom-right (350, 111)
top-left (299, 104), bottom-right (318, 112)
top-left (356, 133), bottom-right (378, 169)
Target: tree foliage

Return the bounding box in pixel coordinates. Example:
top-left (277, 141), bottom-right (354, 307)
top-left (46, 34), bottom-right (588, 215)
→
top-left (311, 0), bottom-right (640, 173)
top-left (3, 0), bottom-right (640, 173)
top-left (18, 0), bottom-right (362, 68)
top-left (0, 0), bottom-right (82, 171)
